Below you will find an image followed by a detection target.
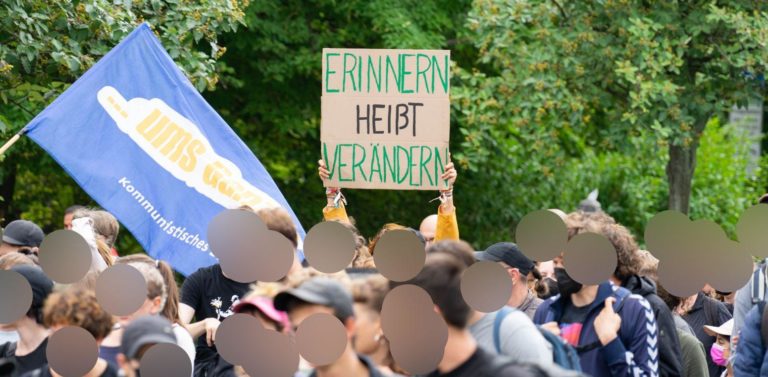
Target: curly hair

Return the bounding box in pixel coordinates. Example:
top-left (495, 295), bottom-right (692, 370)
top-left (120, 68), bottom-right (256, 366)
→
top-left (43, 287), bottom-right (114, 340)
top-left (564, 211), bottom-right (643, 283)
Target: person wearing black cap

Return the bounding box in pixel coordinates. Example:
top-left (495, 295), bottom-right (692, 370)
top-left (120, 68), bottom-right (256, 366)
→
top-left (475, 242), bottom-right (543, 319)
top-left (274, 277), bottom-right (386, 377)
top-left (0, 265), bottom-right (54, 376)
top-left (0, 220), bottom-right (45, 257)
top-left (116, 315), bottom-right (177, 377)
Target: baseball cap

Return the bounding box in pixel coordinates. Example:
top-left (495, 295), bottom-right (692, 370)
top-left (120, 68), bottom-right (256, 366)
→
top-left (3, 220), bottom-right (44, 247)
top-left (233, 296), bottom-right (290, 329)
top-left (273, 277), bottom-right (354, 321)
top-left (11, 265), bottom-right (53, 308)
top-left (121, 315), bottom-right (177, 360)
top-left (474, 242), bottom-right (535, 276)
top-left (704, 318), bottom-right (733, 337)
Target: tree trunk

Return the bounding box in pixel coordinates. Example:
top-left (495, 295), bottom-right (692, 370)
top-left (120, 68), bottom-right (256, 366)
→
top-left (666, 138), bottom-right (702, 215)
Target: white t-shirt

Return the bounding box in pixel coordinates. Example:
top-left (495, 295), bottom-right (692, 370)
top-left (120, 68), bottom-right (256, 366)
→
top-left (173, 323), bottom-right (196, 375)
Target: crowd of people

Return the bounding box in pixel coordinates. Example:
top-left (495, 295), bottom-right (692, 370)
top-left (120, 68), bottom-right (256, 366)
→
top-left (0, 162), bottom-right (764, 377)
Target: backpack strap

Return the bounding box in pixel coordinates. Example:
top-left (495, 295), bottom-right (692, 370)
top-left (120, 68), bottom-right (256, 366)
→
top-left (753, 261), bottom-right (768, 304)
top-left (493, 306), bottom-right (514, 354)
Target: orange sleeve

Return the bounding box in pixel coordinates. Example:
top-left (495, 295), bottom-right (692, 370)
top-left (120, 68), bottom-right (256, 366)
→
top-left (435, 205), bottom-right (459, 241)
top-left (322, 204), bottom-right (350, 224)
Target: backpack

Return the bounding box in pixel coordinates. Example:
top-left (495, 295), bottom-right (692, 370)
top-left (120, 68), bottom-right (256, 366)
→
top-left (755, 301), bottom-right (768, 348)
top-left (493, 288), bottom-right (631, 372)
top-left (493, 306), bottom-right (583, 372)
top-left (750, 259), bottom-right (768, 305)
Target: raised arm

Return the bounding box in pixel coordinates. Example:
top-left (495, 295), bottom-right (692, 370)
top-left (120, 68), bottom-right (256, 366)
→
top-left (318, 159), bottom-right (350, 224)
top-left (434, 160), bottom-right (459, 241)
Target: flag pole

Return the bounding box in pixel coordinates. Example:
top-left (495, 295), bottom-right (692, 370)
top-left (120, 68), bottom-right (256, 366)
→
top-left (0, 129), bottom-right (26, 157)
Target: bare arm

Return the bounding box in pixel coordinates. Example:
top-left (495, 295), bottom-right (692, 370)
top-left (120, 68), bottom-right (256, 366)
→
top-left (179, 303), bottom-right (220, 346)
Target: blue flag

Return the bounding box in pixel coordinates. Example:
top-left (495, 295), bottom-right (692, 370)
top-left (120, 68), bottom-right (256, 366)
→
top-left (24, 23), bottom-right (305, 276)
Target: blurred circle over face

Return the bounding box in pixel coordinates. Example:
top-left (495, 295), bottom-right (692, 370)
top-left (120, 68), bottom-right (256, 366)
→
top-left (373, 229), bottom-right (425, 282)
top-left (209, 209), bottom-right (293, 283)
top-left (460, 261), bottom-right (512, 313)
top-left (47, 326), bottom-right (98, 376)
top-left (139, 343), bottom-right (192, 377)
top-left (515, 210), bottom-right (568, 262)
top-left (303, 221), bottom-right (356, 273)
top-left (562, 232), bottom-right (616, 286)
top-left (737, 204), bottom-right (768, 258)
top-left (38, 230), bottom-right (92, 284)
top-left (95, 264), bottom-right (147, 316)
top-left (0, 270), bottom-right (32, 324)
top-left (243, 328), bottom-right (300, 377)
top-left (644, 210), bottom-right (690, 259)
top-left (216, 313), bottom-right (263, 366)
top-left (381, 284), bottom-right (448, 375)
top-left (295, 313), bottom-right (348, 366)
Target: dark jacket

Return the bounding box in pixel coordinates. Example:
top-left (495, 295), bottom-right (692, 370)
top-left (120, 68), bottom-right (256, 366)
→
top-left (733, 304), bottom-right (768, 376)
top-left (533, 282), bottom-right (659, 377)
top-left (624, 275), bottom-right (684, 377)
top-left (681, 292), bottom-right (731, 377)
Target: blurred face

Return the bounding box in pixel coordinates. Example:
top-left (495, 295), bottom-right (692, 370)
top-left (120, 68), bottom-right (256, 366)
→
top-left (716, 335), bottom-right (731, 359)
top-left (63, 213), bottom-right (74, 230)
top-left (288, 304), bottom-right (342, 369)
top-left (353, 303), bottom-right (381, 355)
top-left (118, 296), bottom-right (162, 326)
top-left (288, 304), bottom-right (336, 333)
top-left (538, 260), bottom-right (555, 280)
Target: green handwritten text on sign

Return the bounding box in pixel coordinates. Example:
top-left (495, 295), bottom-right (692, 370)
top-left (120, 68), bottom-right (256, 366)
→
top-left (321, 49), bottom-right (451, 190)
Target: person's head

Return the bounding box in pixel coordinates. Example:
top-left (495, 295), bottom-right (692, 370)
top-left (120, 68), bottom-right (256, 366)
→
top-left (0, 252), bottom-right (37, 270)
top-left (704, 319), bottom-right (733, 367)
top-left (114, 261), bottom-right (167, 327)
top-left (474, 242), bottom-right (536, 307)
top-left (419, 215), bottom-right (438, 249)
top-left (427, 240), bottom-right (476, 267)
top-left (43, 287), bottom-right (113, 342)
top-left (558, 212), bottom-right (642, 290)
top-left (73, 209), bottom-right (120, 249)
top-left (340, 221), bottom-right (374, 269)
top-left (0, 220), bottom-right (44, 257)
top-left (538, 260), bottom-right (555, 280)
top-left (11, 265), bottom-right (54, 327)
top-left (351, 275), bottom-right (389, 356)
top-left (117, 315), bottom-right (176, 377)
top-left (63, 205), bottom-right (84, 230)
top-left (116, 254), bottom-right (179, 323)
top-left (396, 251), bottom-right (471, 329)
top-left (254, 207), bottom-right (298, 249)
top-left (233, 293), bottom-right (289, 333)
top-left (274, 277), bottom-right (356, 367)
top-left (368, 223), bottom-right (407, 256)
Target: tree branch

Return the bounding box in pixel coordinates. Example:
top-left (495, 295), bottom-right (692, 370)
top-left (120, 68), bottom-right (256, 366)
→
top-left (550, 0), bottom-right (568, 21)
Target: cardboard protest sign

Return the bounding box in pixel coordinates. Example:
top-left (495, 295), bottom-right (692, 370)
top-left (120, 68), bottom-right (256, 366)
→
top-left (321, 49), bottom-right (451, 190)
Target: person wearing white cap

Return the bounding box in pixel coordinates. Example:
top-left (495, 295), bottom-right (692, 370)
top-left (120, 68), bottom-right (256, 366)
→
top-left (703, 319), bottom-right (733, 377)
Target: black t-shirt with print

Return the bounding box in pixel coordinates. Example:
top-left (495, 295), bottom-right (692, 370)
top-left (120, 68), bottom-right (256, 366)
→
top-left (180, 263), bottom-right (252, 366)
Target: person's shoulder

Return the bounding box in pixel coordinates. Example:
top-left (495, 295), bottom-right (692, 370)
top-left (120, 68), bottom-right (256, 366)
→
top-left (501, 308), bottom-right (535, 328)
top-left (533, 294), bottom-right (558, 320)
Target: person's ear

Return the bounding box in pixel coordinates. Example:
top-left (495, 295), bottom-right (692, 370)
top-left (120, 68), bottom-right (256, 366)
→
top-left (344, 317), bottom-right (356, 338)
top-left (152, 296), bottom-right (163, 312)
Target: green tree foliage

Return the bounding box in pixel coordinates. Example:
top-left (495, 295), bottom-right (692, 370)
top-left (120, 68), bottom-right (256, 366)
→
top-left (460, 0), bottom-right (768, 215)
top-left (0, 0), bottom-right (247, 233)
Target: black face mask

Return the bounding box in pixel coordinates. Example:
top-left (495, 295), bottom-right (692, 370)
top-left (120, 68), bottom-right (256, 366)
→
top-left (554, 267), bottom-right (582, 296)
